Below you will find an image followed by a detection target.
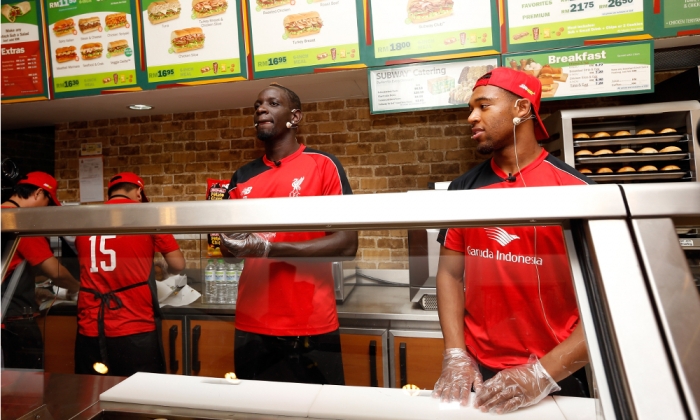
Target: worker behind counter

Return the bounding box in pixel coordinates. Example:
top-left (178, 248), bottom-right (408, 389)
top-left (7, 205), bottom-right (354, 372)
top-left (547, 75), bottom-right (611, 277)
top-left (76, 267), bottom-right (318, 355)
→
top-left (432, 68), bottom-right (594, 414)
top-left (1, 171), bottom-right (81, 369)
top-left (219, 84), bottom-right (358, 385)
top-left (74, 172), bottom-right (185, 377)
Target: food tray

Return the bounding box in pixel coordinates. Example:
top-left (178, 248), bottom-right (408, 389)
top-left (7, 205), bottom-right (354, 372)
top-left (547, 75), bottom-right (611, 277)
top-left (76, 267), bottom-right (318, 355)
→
top-left (575, 153), bottom-right (689, 164)
top-left (573, 134), bottom-right (686, 147)
top-left (587, 171), bottom-right (687, 182)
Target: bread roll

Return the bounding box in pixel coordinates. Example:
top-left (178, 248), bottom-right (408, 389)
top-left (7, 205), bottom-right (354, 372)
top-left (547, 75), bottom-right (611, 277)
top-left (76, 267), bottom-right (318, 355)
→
top-left (575, 149), bottom-right (592, 156)
top-left (573, 133), bottom-right (590, 139)
top-left (614, 130), bottom-right (631, 137)
top-left (579, 168), bottom-right (592, 174)
top-left (593, 132), bottom-right (610, 138)
top-left (637, 129), bottom-right (655, 135)
top-left (617, 166), bottom-right (636, 173)
top-left (639, 165), bottom-right (658, 172)
top-left (638, 147), bottom-right (658, 154)
top-left (596, 167), bottom-right (613, 174)
top-left (661, 165), bottom-right (680, 171)
top-left (593, 149), bottom-right (613, 156)
top-left (615, 148), bottom-right (635, 154)
top-left (539, 76), bottom-right (554, 85)
top-left (659, 145), bottom-right (681, 153)
top-left (659, 128), bottom-right (677, 134)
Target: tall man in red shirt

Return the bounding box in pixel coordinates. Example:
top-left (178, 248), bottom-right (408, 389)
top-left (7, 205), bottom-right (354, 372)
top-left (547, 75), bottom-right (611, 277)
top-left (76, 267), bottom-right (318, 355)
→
top-left (2, 172), bottom-right (81, 369)
top-left (432, 68), bottom-right (594, 414)
top-left (74, 172), bottom-right (185, 376)
top-left (220, 84), bottom-right (358, 385)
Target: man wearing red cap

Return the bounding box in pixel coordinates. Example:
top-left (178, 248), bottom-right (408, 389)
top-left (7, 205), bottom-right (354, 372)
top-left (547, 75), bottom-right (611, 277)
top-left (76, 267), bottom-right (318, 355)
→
top-left (73, 172), bottom-right (185, 376)
top-left (432, 67), bottom-right (594, 414)
top-left (1, 171), bottom-right (81, 369)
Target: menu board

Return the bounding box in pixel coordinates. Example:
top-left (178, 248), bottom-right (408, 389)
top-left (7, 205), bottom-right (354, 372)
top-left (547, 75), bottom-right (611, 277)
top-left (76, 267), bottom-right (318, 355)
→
top-left (503, 41), bottom-right (653, 101)
top-left (44, 0), bottom-right (140, 98)
top-left (367, 0), bottom-right (499, 66)
top-left (651, 0), bottom-right (700, 38)
top-left (1, 0), bottom-right (49, 102)
top-left (368, 57), bottom-right (499, 114)
top-left (142, 0), bottom-right (247, 85)
top-left (504, 0), bottom-right (651, 53)
top-left (247, 0), bottom-right (363, 78)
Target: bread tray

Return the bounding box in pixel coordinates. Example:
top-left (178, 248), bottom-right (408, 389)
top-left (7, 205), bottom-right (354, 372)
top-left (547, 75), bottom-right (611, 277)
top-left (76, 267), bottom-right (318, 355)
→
top-left (574, 134), bottom-right (685, 147)
top-left (575, 152), bottom-right (688, 164)
top-left (587, 171), bottom-right (687, 182)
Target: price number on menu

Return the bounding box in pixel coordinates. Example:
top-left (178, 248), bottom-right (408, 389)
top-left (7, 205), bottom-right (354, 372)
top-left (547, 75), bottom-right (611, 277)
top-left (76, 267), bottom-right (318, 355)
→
top-left (156, 69), bottom-right (174, 78)
top-left (570, 1), bottom-right (594, 12)
top-left (390, 42), bottom-right (411, 51)
top-left (62, 79), bottom-right (79, 88)
top-left (267, 57), bottom-right (287, 66)
top-left (603, 0), bottom-right (633, 8)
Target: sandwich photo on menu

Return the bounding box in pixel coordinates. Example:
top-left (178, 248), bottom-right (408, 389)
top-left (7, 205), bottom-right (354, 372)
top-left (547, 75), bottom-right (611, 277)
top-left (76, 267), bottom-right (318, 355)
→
top-left (53, 18), bottom-right (75, 37)
top-left (407, 0), bottom-right (454, 24)
top-left (1, 1), bottom-right (31, 23)
top-left (192, 0), bottom-right (228, 18)
top-left (171, 27), bottom-right (205, 53)
top-left (105, 12), bottom-right (127, 30)
top-left (78, 16), bottom-right (102, 33)
top-left (80, 42), bottom-right (103, 60)
top-left (55, 46), bottom-right (77, 63)
top-left (147, 0), bottom-right (181, 24)
top-left (107, 39), bottom-right (129, 56)
top-left (283, 12), bottom-right (323, 38)
top-left (256, 0), bottom-right (290, 9)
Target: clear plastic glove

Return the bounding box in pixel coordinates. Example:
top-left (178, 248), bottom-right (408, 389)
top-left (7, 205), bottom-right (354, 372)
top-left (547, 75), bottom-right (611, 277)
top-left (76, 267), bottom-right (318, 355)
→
top-left (431, 348), bottom-right (483, 406)
top-left (154, 259), bottom-right (171, 279)
top-left (474, 354), bottom-right (560, 414)
top-left (220, 232), bottom-right (273, 258)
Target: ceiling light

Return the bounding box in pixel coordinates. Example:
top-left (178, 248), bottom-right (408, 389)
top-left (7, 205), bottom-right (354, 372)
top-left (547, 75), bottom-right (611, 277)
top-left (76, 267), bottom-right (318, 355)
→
top-left (128, 104), bottom-right (153, 110)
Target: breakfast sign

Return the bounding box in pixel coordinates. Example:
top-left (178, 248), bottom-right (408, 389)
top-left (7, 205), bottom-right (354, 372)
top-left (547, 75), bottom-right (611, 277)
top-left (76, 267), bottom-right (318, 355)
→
top-left (141, 0), bottom-right (247, 86)
top-left (503, 0), bottom-right (653, 53)
top-left (367, 56), bottom-right (500, 114)
top-left (1, 0), bottom-right (50, 102)
top-left (44, 0), bottom-right (141, 98)
top-left (246, 0), bottom-right (365, 78)
top-left (366, 0), bottom-right (500, 66)
top-left (502, 41), bottom-right (653, 101)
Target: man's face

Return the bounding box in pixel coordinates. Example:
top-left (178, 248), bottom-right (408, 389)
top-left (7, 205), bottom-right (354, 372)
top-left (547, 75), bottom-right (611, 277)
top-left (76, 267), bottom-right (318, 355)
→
top-left (467, 85), bottom-right (516, 155)
top-left (253, 87), bottom-right (291, 141)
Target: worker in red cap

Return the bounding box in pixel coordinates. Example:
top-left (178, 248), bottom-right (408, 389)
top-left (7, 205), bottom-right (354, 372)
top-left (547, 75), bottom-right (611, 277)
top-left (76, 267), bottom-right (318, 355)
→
top-left (73, 172), bottom-right (185, 376)
top-left (432, 67), bottom-right (594, 414)
top-left (1, 171), bottom-right (81, 369)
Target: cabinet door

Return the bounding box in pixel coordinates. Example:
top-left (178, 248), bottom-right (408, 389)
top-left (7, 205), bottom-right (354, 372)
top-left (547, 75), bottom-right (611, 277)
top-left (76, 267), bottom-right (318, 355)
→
top-left (38, 314), bottom-right (77, 374)
top-left (340, 328), bottom-right (387, 387)
top-left (162, 317), bottom-right (185, 375)
top-left (390, 332), bottom-right (444, 390)
top-left (188, 317), bottom-right (235, 377)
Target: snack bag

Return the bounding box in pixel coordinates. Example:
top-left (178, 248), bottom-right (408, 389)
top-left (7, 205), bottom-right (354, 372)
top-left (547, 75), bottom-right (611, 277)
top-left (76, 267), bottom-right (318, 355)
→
top-left (206, 178), bottom-right (229, 257)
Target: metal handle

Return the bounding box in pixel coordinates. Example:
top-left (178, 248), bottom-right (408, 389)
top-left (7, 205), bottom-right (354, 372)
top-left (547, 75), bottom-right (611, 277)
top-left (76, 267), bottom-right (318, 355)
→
top-left (168, 325), bottom-right (179, 373)
top-left (369, 340), bottom-right (378, 387)
top-left (192, 325), bottom-right (201, 374)
top-left (399, 342), bottom-right (407, 387)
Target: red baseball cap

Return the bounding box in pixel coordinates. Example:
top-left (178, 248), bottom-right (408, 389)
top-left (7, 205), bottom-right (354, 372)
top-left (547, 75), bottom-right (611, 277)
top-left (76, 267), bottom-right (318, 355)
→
top-left (473, 67), bottom-right (550, 141)
top-left (17, 171), bottom-right (61, 206)
top-left (108, 172), bottom-right (148, 202)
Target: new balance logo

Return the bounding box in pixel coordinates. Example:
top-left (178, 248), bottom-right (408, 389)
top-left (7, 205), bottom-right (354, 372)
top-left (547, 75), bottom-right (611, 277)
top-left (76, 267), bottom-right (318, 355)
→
top-left (485, 227), bottom-right (520, 246)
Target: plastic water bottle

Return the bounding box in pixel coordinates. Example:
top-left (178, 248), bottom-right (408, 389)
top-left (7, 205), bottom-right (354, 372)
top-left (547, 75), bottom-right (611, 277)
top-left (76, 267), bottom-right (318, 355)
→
top-left (225, 263), bottom-right (237, 304)
top-left (215, 259), bottom-right (226, 304)
top-left (204, 259), bottom-right (216, 303)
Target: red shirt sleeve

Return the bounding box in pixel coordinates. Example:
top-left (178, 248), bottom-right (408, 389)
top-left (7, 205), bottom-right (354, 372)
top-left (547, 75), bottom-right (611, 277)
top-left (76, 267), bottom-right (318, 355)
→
top-left (18, 237), bottom-right (55, 266)
top-left (154, 234), bottom-right (180, 254)
top-left (442, 227), bottom-right (465, 253)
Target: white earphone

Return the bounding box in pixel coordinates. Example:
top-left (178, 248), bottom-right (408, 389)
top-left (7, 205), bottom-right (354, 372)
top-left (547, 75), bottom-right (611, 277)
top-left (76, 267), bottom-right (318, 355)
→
top-left (512, 99), bottom-right (532, 126)
top-left (287, 109), bottom-right (299, 129)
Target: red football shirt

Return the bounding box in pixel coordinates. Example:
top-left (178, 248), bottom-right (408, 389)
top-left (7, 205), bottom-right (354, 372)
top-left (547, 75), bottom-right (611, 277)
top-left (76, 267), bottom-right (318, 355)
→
top-left (75, 198), bottom-right (180, 337)
top-left (440, 150), bottom-right (593, 370)
top-left (226, 144), bottom-right (353, 336)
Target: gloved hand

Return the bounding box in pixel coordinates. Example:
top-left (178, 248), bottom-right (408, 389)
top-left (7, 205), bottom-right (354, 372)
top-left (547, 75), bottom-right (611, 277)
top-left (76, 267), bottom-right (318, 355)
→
top-left (154, 259), bottom-right (171, 279)
top-left (474, 354), bottom-right (560, 414)
top-left (431, 348), bottom-right (483, 406)
top-left (220, 232), bottom-right (273, 258)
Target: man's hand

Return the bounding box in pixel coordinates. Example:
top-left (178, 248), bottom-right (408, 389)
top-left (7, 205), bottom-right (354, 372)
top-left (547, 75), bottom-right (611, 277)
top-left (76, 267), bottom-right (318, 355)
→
top-left (220, 233), bottom-right (273, 258)
top-left (431, 348), bottom-right (483, 406)
top-left (474, 355), bottom-right (560, 414)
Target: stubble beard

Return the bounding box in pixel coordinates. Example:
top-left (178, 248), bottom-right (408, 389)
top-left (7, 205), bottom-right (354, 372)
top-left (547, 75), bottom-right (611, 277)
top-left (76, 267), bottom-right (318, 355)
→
top-left (256, 128), bottom-right (276, 141)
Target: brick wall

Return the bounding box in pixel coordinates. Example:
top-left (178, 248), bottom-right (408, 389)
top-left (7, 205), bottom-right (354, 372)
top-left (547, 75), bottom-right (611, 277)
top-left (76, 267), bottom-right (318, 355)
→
top-left (54, 99), bottom-right (479, 269)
